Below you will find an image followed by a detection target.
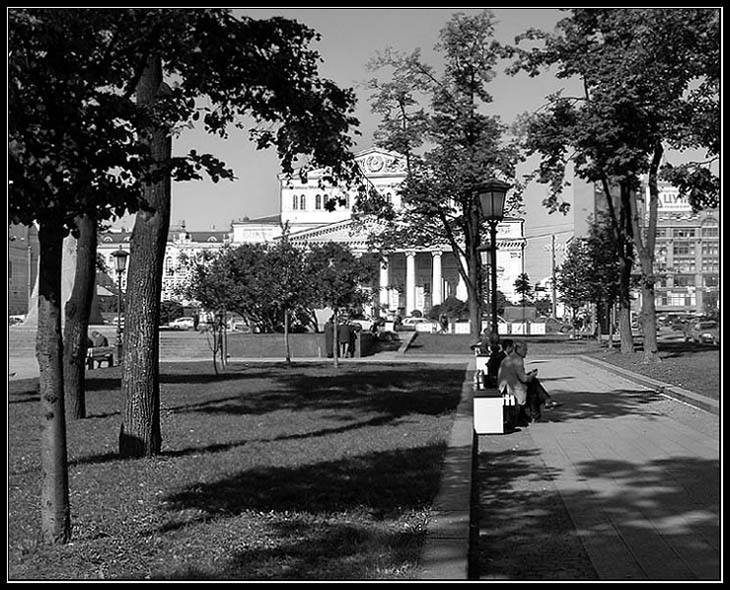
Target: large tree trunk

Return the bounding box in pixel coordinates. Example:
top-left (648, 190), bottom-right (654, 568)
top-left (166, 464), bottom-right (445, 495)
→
top-left (63, 214), bottom-right (98, 419)
top-left (633, 148), bottom-right (663, 363)
top-left (617, 183), bottom-right (636, 354)
top-left (119, 54), bottom-right (170, 458)
top-left (617, 249), bottom-right (635, 353)
top-left (37, 221), bottom-right (71, 544)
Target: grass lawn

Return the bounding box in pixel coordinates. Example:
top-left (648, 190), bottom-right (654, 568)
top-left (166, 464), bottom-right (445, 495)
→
top-left (408, 332), bottom-right (720, 399)
top-left (8, 361), bottom-right (465, 581)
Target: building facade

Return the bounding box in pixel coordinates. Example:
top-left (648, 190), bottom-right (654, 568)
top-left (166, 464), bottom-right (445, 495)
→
top-left (8, 223), bottom-right (39, 316)
top-left (649, 182), bottom-right (719, 315)
top-left (231, 147), bottom-right (528, 316)
top-left (98, 222), bottom-right (232, 305)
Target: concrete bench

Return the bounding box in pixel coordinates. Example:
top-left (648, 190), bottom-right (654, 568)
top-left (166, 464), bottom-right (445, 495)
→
top-left (474, 385), bottom-right (517, 434)
top-left (86, 346), bottom-right (115, 369)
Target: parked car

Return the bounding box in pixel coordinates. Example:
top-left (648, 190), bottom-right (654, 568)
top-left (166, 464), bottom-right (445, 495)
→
top-left (683, 317), bottom-right (712, 342)
top-left (698, 323), bottom-right (720, 346)
top-left (684, 319), bottom-right (719, 344)
top-left (168, 316), bottom-right (196, 330)
top-left (349, 316), bottom-right (376, 332)
top-left (227, 318), bottom-right (251, 332)
top-left (687, 320), bottom-right (719, 346)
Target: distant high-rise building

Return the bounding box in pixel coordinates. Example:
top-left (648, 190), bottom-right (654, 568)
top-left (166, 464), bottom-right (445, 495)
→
top-left (643, 181), bottom-right (719, 315)
top-left (8, 223), bottom-right (39, 316)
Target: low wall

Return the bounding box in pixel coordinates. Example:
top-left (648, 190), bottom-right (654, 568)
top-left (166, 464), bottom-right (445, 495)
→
top-left (225, 331), bottom-right (375, 359)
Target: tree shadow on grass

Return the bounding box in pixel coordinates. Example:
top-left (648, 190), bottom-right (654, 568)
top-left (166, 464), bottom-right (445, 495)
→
top-left (167, 364), bottom-right (465, 420)
top-left (63, 364), bottom-right (463, 469)
top-left (160, 444), bottom-right (445, 522)
top-left (157, 519), bottom-right (425, 580)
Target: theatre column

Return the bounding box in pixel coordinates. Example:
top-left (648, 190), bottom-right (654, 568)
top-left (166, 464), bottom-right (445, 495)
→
top-left (431, 251), bottom-right (443, 306)
top-left (379, 257), bottom-right (389, 309)
top-left (405, 251), bottom-right (416, 314)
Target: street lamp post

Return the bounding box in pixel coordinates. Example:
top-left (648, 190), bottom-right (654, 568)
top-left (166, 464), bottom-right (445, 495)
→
top-left (111, 247), bottom-right (129, 366)
top-left (477, 179), bottom-right (510, 336)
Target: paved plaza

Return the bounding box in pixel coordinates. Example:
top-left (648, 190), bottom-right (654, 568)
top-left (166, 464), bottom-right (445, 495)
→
top-left (476, 356), bottom-right (720, 581)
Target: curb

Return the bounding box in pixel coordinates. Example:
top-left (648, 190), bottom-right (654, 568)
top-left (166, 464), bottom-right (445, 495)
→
top-left (418, 361), bottom-right (476, 580)
top-left (579, 355), bottom-right (719, 416)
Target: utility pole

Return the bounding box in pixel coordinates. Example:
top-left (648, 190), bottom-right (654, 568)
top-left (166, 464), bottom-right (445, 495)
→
top-left (551, 234), bottom-right (557, 318)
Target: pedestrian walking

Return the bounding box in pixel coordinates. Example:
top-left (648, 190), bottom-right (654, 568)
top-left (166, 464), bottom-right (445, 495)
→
top-left (338, 319), bottom-right (351, 358)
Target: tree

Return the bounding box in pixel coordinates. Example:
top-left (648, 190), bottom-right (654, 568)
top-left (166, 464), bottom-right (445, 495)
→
top-left (429, 295), bottom-right (469, 322)
top-left (63, 215), bottom-right (98, 420)
top-left (556, 239), bottom-right (594, 331)
top-left (9, 8), bottom-right (360, 540)
top-left (365, 11), bottom-right (523, 341)
top-left (305, 242), bottom-right (378, 368)
top-left (513, 273), bottom-right (534, 307)
top-left (509, 8), bottom-right (720, 359)
top-left (9, 9), bottom-right (161, 543)
top-left (585, 213), bottom-right (623, 347)
top-left (116, 11), bottom-right (360, 457)
top-left (265, 230), bottom-right (310, 364)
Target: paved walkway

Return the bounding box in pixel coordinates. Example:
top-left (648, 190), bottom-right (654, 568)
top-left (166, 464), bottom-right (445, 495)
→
top-left (476, 356), bottom-right (720, 581)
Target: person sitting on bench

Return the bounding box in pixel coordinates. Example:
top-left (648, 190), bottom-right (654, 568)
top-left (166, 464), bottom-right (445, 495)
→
top-left (498, 339), bottom-right (560, 425)
top-left (89, 330), bottom-right (108, 347)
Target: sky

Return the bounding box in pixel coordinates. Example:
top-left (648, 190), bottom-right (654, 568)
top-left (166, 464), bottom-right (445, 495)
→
top-left (160, 8), bottom-right (578, 235)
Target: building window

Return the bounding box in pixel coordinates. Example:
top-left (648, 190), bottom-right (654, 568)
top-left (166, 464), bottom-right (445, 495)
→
top-left (673, 228), bottom-right (696, 238)
top-left (702, 258), bottom-right (719, 272)
top-left (655, 228), bottom-right (667, 238)
top-left (672, 243), bottom-right (695, 257)
top-left (292, 194), bottom-right (298, 210)
top-left (701, 242), bottom-right (719, 257)
top-left (300, 194), bottom-right (306, 210)
top-left (315, 194), bottom-right (322, 210)
top-left (667, 292), bottom-right (696, 307)
top-left (704, 274), bottom-right (719, 287)
top-left (701, 218), bottom-right (719, 237)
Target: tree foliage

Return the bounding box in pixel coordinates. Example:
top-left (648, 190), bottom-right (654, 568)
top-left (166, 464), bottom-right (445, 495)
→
top-left (186, 240), bottom-right (376, 364)
top-left (8, 7), bottom-right (363, 539)
top-left (556, 239), bottom-right (594, 318)
top-left (305, 242), bottom-right (378, 313)
top-left (513, 273), bottom-right (534, 306)
top-left (365, 11), bottom-right (523, 340)
top-left (508, 8), bottom-right (719, 357)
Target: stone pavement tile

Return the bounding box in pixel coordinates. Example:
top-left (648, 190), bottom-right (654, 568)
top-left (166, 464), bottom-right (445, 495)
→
top-left (476, 427), bottom-right (598, 580)
top-left (418, 538), bottom-right (469, 580)
top-left (524, 357), bottom-right (720, 581)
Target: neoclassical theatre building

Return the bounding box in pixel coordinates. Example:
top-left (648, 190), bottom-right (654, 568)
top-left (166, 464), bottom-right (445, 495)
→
top-left (232, 147), bottom-right (527, 316)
